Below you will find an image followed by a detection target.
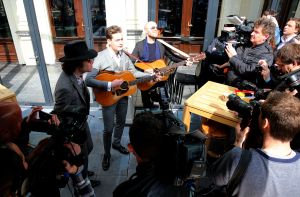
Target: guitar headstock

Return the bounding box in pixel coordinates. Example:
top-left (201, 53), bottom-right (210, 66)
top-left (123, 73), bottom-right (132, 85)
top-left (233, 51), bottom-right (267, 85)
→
top-left (189, 52), bottom-right (206, 62)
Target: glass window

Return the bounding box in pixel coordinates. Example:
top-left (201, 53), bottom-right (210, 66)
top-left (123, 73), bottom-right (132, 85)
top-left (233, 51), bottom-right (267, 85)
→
top-left (49, 0), bottom-right (77, 37)
top-left (0, 0), bottom-right (12, 38)
top-left (91, 0), bottom-right (106, 37)
top-left (158, 0), bottom-right (183, 36)
top-left (190, 0), bottom-right (209, 37)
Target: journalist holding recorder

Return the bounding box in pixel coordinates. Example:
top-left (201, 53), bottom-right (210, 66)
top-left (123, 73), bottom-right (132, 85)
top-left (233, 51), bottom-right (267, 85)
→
top-left (212, 91), bottom-right (300, 197)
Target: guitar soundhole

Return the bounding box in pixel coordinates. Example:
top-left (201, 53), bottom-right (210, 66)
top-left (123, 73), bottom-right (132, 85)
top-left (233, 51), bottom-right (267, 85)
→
top-left (120, 81), bottom-right (129, 90)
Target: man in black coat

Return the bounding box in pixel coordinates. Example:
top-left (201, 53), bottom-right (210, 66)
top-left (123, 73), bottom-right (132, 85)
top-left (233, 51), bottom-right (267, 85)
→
top-left (225, 17), bottom-right (275, 88)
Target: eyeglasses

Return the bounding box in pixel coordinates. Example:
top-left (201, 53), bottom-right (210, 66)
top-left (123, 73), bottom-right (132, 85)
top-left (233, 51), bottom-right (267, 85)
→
top-left (149, 26), bottom-right (158, 30)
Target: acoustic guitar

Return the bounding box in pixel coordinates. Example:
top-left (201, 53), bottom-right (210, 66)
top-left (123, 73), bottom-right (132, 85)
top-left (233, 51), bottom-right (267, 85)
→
top-left (135, 52), bottom-right (206, 91)
top-left (93, 70), bottom-right (156, 107)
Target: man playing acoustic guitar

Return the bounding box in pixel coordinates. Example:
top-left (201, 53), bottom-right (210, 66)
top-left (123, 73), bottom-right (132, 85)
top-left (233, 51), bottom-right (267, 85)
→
top-left (131, 21), bottom-right (193, 109)
top-left (85, 26), bottom-right (156, 171)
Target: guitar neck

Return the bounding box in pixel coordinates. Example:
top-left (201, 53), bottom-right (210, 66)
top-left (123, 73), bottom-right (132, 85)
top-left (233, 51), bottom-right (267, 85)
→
top-left (129, 75), bottom-right (156, 86)
top-left (159, 61), bottom-right (186, 74)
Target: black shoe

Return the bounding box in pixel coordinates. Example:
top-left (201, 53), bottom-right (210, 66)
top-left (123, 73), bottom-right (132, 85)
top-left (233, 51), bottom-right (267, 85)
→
top-left (112, 144), bottom-right (129, 155)
top-left (90, 179), bottom-right (101, 188)
top-left (87, 170), bottom-right (95, 177)
top-left (102, 155), bottom-right (110, 171)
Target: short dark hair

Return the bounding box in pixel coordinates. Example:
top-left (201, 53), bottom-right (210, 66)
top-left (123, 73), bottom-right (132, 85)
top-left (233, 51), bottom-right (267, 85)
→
top-left (106, 25), bottom-right (122, 40)
top-left (129, 112), bottom-right (162, 161)
top-left (61, 60), bottom-right (84, 75)
top-left (276, 43), bottom-right (300, 65)
top-left (261, 91), bottom-right (300, 141)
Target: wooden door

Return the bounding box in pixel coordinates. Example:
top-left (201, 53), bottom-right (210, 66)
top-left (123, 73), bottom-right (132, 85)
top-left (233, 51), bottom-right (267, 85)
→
top-left (0, 0), bottom-right (17, 62)
top-left (156, 0), bottom-right (213, 54)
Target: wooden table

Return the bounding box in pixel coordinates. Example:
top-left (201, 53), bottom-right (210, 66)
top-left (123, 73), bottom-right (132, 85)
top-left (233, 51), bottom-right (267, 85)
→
top-left (0, 84), bottom-right (17, 102)
top-left (182, 81), bottom-right (239, 132)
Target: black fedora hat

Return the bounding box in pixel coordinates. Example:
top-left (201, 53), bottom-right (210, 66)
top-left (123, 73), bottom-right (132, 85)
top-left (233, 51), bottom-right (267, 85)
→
top-left (59, 40), bottom-right (98, 62)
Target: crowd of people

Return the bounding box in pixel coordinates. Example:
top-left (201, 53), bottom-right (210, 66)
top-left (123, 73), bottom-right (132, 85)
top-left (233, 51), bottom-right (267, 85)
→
top-left (1, 9), bottom-right (300, 197)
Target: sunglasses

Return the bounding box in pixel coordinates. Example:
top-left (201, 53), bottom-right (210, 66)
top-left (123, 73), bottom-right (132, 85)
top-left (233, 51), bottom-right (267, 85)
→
top-left (149, 26), bottom-right (158, 30)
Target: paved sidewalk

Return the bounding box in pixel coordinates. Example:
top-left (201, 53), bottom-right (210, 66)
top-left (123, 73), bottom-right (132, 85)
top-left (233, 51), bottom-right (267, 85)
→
top-left (2, 62), bottom-right (200, 197)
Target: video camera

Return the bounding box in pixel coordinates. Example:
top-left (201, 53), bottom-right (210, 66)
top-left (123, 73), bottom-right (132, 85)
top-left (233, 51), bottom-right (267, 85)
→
top-left (24, 108), bottom-right (88, 195)
top-left (219, 15), bottom-right (254, 47)
top-left (153, 110), bottom-right (207, 182)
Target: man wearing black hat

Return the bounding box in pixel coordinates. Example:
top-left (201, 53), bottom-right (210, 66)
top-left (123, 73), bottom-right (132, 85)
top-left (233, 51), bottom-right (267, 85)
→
top-left (53, 40), bottom-right (101, 188)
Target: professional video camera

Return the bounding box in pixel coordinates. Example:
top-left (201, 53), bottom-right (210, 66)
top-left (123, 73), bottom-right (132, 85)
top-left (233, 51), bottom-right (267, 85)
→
top-left (153, 110), bottom-right (207, 183)
top-left (23, 109), bottom-right (88, 196)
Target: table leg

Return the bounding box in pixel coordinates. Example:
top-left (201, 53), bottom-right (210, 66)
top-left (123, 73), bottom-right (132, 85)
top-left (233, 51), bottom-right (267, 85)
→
top-left (182, 106), bottom-right (191, 132)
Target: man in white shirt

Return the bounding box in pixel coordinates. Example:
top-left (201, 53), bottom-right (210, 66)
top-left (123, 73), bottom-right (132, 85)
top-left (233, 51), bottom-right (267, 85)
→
top-left (277, 18), bottom-right (300, 50)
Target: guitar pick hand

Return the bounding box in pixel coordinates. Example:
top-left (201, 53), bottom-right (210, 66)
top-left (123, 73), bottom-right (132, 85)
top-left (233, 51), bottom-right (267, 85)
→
top-left (111, 79), bottom-right (124, 88)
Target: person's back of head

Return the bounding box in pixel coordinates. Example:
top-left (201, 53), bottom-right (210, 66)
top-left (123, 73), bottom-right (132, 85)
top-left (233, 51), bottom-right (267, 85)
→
top-left (261, 91), bottom-right (300, 141)
top-left (129, 112), bottom-right (162, 162)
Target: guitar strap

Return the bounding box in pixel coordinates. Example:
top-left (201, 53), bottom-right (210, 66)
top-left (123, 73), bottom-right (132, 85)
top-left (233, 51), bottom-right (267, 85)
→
top-left (123, 50), bottom-right (156, 70)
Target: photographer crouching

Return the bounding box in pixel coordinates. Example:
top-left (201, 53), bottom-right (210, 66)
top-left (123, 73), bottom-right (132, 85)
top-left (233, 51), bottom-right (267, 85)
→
top-left (212, 91), bottom-right (300, 197)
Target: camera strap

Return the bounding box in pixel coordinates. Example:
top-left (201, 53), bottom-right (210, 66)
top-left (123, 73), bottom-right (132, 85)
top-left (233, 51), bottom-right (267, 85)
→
top-left (226, 149), bottom-right (252, 196)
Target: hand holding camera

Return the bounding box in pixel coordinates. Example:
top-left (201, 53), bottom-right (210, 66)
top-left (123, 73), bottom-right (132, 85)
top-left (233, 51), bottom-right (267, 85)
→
top-left (225, 42), bottom-right (237, 58)
top-left (27, 106), bottom-right (60, 126)
top-left (258, 59), bottom-right (271, 81)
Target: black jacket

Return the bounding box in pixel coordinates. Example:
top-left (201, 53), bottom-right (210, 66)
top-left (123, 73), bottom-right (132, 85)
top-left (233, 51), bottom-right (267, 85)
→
top-left (227, 42), bottom-right (274, 88)
top-left (113, 162), bottom-right (189, 197)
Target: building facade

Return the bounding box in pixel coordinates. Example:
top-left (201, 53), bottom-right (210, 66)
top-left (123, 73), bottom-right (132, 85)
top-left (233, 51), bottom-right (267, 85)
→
top-left (0, 0), bottom-right (299, 104)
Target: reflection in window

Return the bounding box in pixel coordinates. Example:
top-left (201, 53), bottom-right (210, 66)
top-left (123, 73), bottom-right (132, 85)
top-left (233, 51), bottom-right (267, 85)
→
top-left (0, 0), bottom-right (12, 38)
top-left (91, 0), bottom-right (106, 37)
top-left (50, 0), bottom-right (77, 37)
top-left (158, 0), bottom-right (183, 36)
top-left (190, 0), bottom-right (208, 37)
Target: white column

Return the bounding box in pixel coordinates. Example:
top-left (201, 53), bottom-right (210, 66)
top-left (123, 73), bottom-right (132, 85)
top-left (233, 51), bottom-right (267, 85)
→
top-left (3, 0), bottom-right (34, 65)
top-left (105, 0), bottom-right (148, 51)
top-left (33, 0), bottom-right (56, 64)
top-left (125, 0), bottom-right (148, 52)
top-left (3, 0), bottom-right (56, 65)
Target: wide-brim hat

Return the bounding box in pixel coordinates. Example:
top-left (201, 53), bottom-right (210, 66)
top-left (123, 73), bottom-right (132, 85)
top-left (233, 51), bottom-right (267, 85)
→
top-left (59, 40), bottom-right (98, 62)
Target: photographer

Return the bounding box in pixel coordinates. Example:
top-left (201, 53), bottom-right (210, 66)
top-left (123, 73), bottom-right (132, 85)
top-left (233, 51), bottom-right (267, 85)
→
top-left (226, 17), bottom-right (275, 88)
top-left (113, 112), bottom-right (189, 197)
top-left (0, 102), bottom-right (60, 196)
top-left (212, 91), bottom-right (300, 197)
